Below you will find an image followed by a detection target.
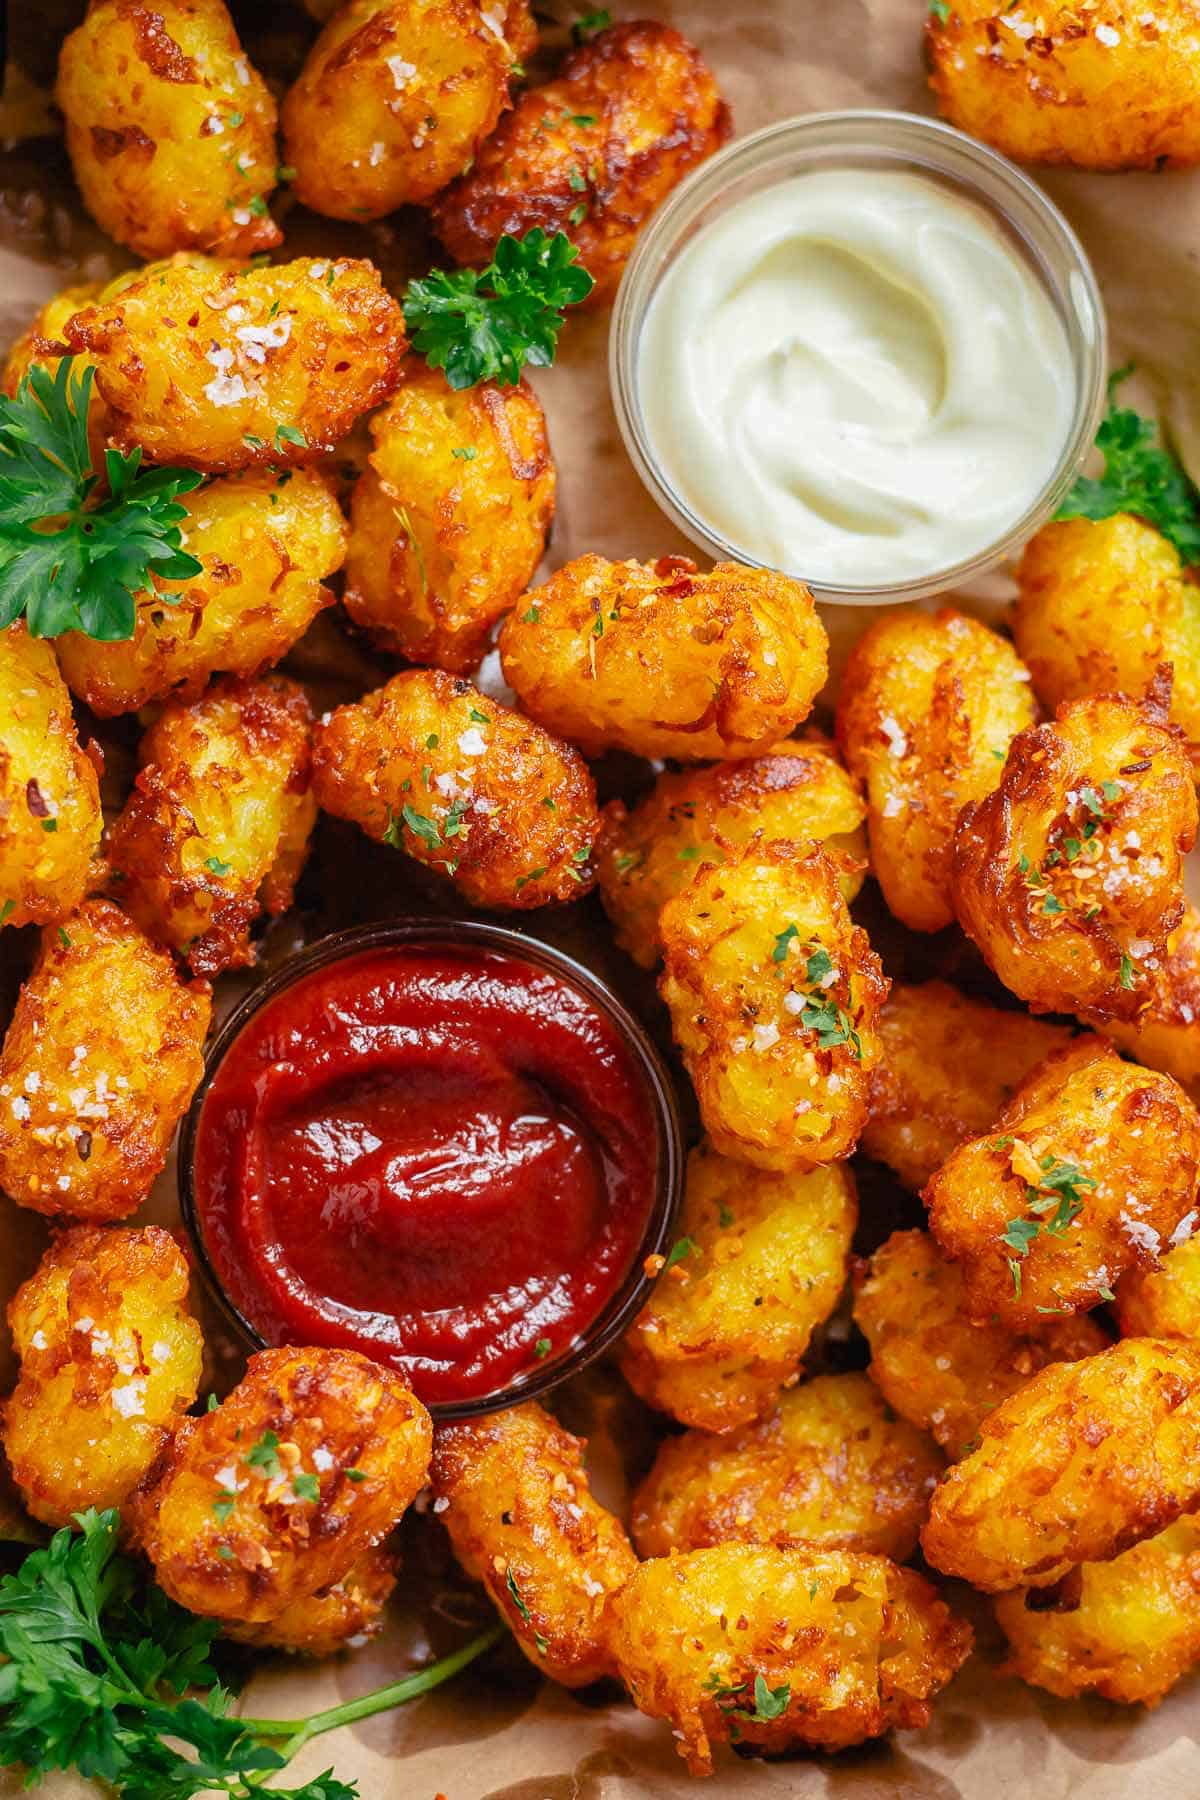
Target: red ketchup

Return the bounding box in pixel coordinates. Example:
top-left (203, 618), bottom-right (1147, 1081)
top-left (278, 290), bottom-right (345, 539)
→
top-left (191, 944), bottom-right (661, 1407)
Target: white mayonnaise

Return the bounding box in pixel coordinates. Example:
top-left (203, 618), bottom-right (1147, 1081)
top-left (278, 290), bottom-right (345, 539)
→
top-left (637, 168), bottom-right (1075, 587)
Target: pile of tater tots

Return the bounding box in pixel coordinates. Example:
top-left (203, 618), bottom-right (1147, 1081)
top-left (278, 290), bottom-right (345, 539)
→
top-left (3, 0), bottom-right (1200, 1781)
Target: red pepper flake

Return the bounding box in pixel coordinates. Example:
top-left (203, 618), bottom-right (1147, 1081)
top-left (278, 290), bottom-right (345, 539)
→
top-left (24, 779), bottom-right (48, 817)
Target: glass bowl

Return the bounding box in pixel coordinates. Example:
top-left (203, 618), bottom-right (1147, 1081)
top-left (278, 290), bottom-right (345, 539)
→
top-left (178, 918), bottom-right (684, 1422)
top-left (609, 108), bottom-right (1108, 607)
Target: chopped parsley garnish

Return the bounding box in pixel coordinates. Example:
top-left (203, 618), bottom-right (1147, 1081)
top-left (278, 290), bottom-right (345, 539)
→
top-left (505, 1568), bottom-right (532, 1623)
top-left (1001, 1147), bottom-right (1097, 1294)
top-left (468, 707), bottom-right (490, 723)
top-left (774, 933), bottom-right (860, 1058)
top-left (57, 927), bottom-right (71, 949)
top-left (772, 922), bottom-right (799, 963)
top-left (521, 603), bottom-right (540, 623)
top-left (451, 446), bottom-right (477, 461)
top-left (705, 1673), bottom-right (791, 1724)
top-left (345, 1468), bottom-right (368, 1483)
top-left (928, 0), bottom-right (951, 18)
top-left (212, 1496), bottom-right (236, 1523)
top-left (0, 901), bottom-right (15, 927)
top-left (664, 1236), bottom-right (697, 1271)
top-left (204, 855), bottom-right (232, 875)
top-left (1057, 367), bottom-right (1200, 564)
top-left (572, 8), bottom-right (612, 40)
top-left (244, 1429), bottom-right (282, 1479)
top-left (1119, 951), bottom-right (1136, 989)
top-left (533, 1337), bottom-right (552, 1359)
top-left (274, 424), bottom-right (306, 452)
top-left (292, 1471), bottom-right (320, 1503)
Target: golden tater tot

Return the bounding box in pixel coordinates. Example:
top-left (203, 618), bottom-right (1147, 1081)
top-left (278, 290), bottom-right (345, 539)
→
top-left (431, 1401), bottom-right (636, 1686)
top-left (996, 1516), bottom-right (1200, 1705)
top-left (311, 669), bottom-right (599, 910)
top-left (1100, 903), bottom-right (1200, 1102)
top-left (2, 1225), bottom-right (202, 1528)
top-left (862, 981), bottom-right (1076, 1192)
top-left (951, 686), bottom-right (1198, 1020)
top-left (853, 1230), bottom-right (1110, 1462)
top-left (607, 1544), bottom-right (973, 1776)
top-left (134, 1346), bottom-right (431, 1624)
top-left (499, 554), bottom-right (827, 762)
top-left (620, 1141), bottom-right (856, 1434)
top-left (835, 608), bottom-right (1036, 933)
top-left (631, 1373), bottom-right (941, 1562)
top-left (1015, 516), bottom-right (1200, 777)
top-left (225, 1547), bottom-right (397, 1656)
top-left (0, 901), bottom-right (210, 1221)
top-left (1117, 1234), bottom-right (1200, 1344)
top-left (926, 1037), bottom-right (1200, 1328)
top-left (434, 20), bottom-right (731, 306)
top-left (596, 741), bottom-right (867, 971)
top-left (57, 0), bottom-right (280, 260)
top-left (0, 624), bottom-right (102, 932)
top-left (343, 360), bottom-right (555, 674)
top-left (63, 254), bottom-right (405, 473)
top-left (2, 283), bottom-right (103, 395)
top-left (658, 842), bottom-right (886, 1171)
top-left (926, 0), bottom-right (1200, 171)
top-left (282, 0), bottom-right (520, 222)
top-left (922, 1338), bottom-right (1200, 1593)
top-left (54, 469), bottom-right (346, 719)
top-left (105, 675), bottom-right (315, 977)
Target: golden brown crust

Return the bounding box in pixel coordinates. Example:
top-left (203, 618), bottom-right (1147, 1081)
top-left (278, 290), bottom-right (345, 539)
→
top-left (0, 900), bottom-right (211, 1221)
top-left (224, 1546), bottom-right (397, 1656)
top-left (433, 19), bottom-right (731, 305)
top-left (430, 1401), bottom-right (636, 1686)
top-left (1117, 1232), bottom-right (1200, 1343)
top-left (1100, 903), bottom-right (1200, 1103)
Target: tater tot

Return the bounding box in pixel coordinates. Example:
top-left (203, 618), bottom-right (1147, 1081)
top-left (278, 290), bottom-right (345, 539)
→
top-left (596, 740), bottom-right (867, 971)
top-left (225, 1547), bottom-right (397, 1656)
top-left (619, 1141), bottom-right (856, 1434)
top-left (134, 1346), bottom-right (431, 1624)
top-left (853, 1230), bottom-right (1110, 1462)
top-left (282, 0), bottom-right (521, 222)
top-left (2, 283), bottom-right (103, 395)
top-left (343, 360), bottom-right (555, 674)
top-left (862, 981), bottom-right (1076, 1192)
top-left (0, 624), bottom-right (103, 932)
top-left (57, 0), bottom-right (280, 260)
top-left (2, 1225), bottom-right (202, 1528)
top-left (1101, 903), bottom-right (1200, 1102)
top-left (631, 1373), bottom-right (941, 1562)
top-left (1117, 1234), bottom-right (1200, 1344)
top-left (995, 1517), bottom-right (1200, 1705)
top-left (835, 608), bottom-right (1036, 933)
top-left (430, 1401), bottom-right (636, 1686)
top-left (54, 469), bottom-right (346, 719)
top-left (925, 1037), bottom-right (1200, 1328)
top-left (607, 1545), bottom-right (973, 1776)
top-left (499, 554), bottom-right (827, 762)
top-left (1015, 515), bottom-right (1200, 778)
top-left (311, 669), bottom-right (599, 910)
top-left (0, 901), bottom-right (211, 1221)
top-left (105, 675), bottom-right (316, 977)
top-left (921, 1338), bottom-right (1200, 1592)
top-left (926, 0), bottom-right (1200, 170)
top-left (951, 686), bottom-right (1197, 1020)
top-left (434, 20), bottom-right (730, 305)
top-left (658, 842), bottom-right (886, 1171)
top-left (63, 254), bottom-right (405, 473)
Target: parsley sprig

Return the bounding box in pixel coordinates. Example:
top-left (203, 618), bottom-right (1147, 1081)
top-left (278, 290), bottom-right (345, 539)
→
top-left (773, 929), bottom-right (862, 1059)
top-left (0, 360), bottom-right (203, 642)
top-left (0, 1508), bottom-right (500, 1800)
top-left (404, 230), bottom-right (594, 391)
top-left (1057, 367), bottom-right (1200, 564)
top-left (998, 1144), bottom-right (1097, 1296)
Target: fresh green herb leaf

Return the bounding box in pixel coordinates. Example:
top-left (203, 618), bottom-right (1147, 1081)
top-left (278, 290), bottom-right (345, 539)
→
top-left (345, 1468), bottom-right (368, 1483)
top-left (468, 707), bottom-right (490, 723)
top-left (613, 850), bottom-right (640, 876)
top-left (425, 732), bottom-right (439, 749)
top-left (514, 866), bottom-right (547, 892)
top-left (735, 1675), bottom-right (791, 1724)
top-left (0, 900), bottom-right (14, 926)
top-left (522, 603), bottom-right (540, 623)
top-left (242, 433), bottom-right (266, 450)
top-left (451, 446), bottom-right (477, 461)
top-left (664, 1237), bottom-right (697, 1271)
top-left (568, 112), bottom-right (598, 126)
top-left (772, 922), bottom-right (799, 963)
top-left (245, 1429), bottom-right (282, 1479)
top-left (506, 1569), bottom-right (532, 1624)
top-left (929, 0), bottom-right (951, 19)
top-left (568, 168), bottom-right (587, 192)
top-left (212, 1497), bottom-right (236, 1523)
top-left (1057, 368), bottom-right (1200, 564)
top-left (568, 203), bottom-right (588, 226)
top-left (292, 1472), bottom-right (320, 1503)
top-left (204, 856), bottom-right (232, 876)
top-left (274, 424), bottom-right (307, 452)
top-left (1119, 952), bottom-right (1135, 989)
top-left (57, 927), bottom-right (71, 948)
top-left (205, 1392), bottom-right (220, 1413)
top-left (572, 8), bottom-right (612, 40)
top-left (533, 1338), bottom-right (552, 1359)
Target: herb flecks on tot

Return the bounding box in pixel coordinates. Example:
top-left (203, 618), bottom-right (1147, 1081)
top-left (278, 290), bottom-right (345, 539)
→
top-left (772, 927), bottom-right (862, 1059)
top-left (998, 1137), bottom-right (1097, 1296)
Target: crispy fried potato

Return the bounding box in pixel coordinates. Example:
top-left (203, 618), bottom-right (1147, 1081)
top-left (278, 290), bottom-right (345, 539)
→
top-left (631, 1372), bottom-right (941, 1562)
top-left (63, 254), bottom-right (405, 473)
top-left (835, 608), bottom-right (1036, 933)
top-left (57, 0), bottom-right (280, 260)
top-left (925, 1037), bottom-right (1200, 1328)
top-left (134, 1346), bottom-right (431, 1624)
top-left (921, 1338), bottom-right (1200, 1592)
top-left (1117, 1234), bottom-right (1200, 1343)
top-left (619, 1141), bottom-right (856, 1433)
top-left (853, 1230), bottom-right (1110, 1461)
top-left (658, 842), bottom-right (886, 1170)
top-left (2, 1225), bottom-right (202, 1528)
top-left (225, 1547), bottom-right (397, 1655)
top-left (607, 1544), bottom-right (973, 1776)
top-left (434, 20), bottom-right (730, 305)
top-left (1100, 903), bottom-right (1200, 1102)
top-left (951, 686), bottom-right (1198, 1020)
top-left (105, 674), bottom-right (315, 977)
top-left (499, 554), bottom-right (827, 762)
top-left (862, 982), bottom-right (1076, 1192)
top-left (2, 283), bottom-right (104, 394)
top-left (55, 469), bottom-right (346, 719)
top-left (596, 741), bottom-right (867, 971)
top-left (1015, 516), bottom-right (1200, 778)
top-left (343, 360), bottom-right (555, 673)
top-left (0, 624), bottom-right (103, 932)
top-left (311, 668), bottom-right (599, 909)
top-left (431, 1400), bottom-right (636, 1686)
top-left (0, 901), bottom-right (210, 1221)
top-left (926, 0), bottom-right (1200, 170)
top-left (995, 1516), bottom-right (1200, 1705)
top-left (282, 0), bottom-right (521, 221)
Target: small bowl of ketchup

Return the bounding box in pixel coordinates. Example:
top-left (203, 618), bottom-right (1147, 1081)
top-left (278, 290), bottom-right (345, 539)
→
top-left (179, 918), bottom-right (683, 1420)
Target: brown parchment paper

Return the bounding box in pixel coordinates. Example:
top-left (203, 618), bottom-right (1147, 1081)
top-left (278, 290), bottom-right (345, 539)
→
top-left (3, 2), bottom-right (1200, 1796)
